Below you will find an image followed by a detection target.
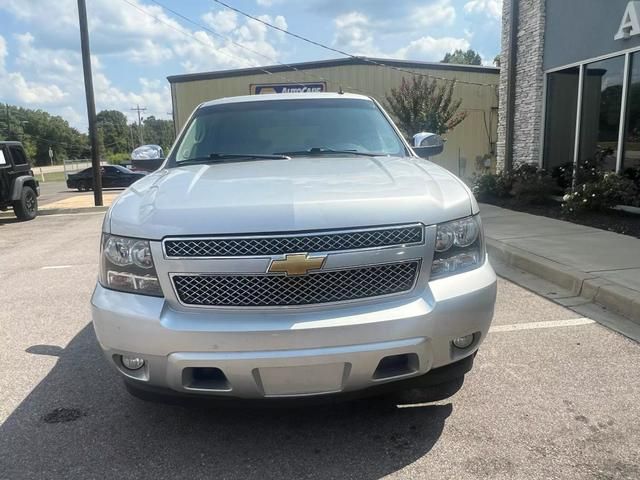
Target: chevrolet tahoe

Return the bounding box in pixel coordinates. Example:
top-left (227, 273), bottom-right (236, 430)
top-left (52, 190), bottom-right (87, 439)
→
top-left (91, 93), bottom-right (497, 402)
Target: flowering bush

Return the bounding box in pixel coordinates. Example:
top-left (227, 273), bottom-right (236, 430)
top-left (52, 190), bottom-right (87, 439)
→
top-left (561, 172), bottom-right (638, 214)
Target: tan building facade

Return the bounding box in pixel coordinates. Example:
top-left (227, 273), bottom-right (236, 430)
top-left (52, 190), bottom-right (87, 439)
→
top-left (168, 58), bottom-right (500, 178)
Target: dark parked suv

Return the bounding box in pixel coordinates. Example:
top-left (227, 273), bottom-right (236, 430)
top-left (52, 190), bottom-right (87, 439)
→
top-left (0, 141), bottom-right (39, 221)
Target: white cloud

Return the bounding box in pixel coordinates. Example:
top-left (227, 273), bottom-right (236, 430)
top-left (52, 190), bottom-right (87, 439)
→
top-left (464, 0), bottom-right (502, 19)
top-left (202, 10), bottom-right (238, 33)
top-left (0, 34), bottom-right (6, 72)
top-left (395, 36), bottom-right (471, 61)
top-left (0, 0), bottom-right (290, 129)
top-left (332, 12), bottom-right (380, 56)
top-left (412, 0), bottom-right (456, 27)
top-left (332, 7), bottom-right (472, 61)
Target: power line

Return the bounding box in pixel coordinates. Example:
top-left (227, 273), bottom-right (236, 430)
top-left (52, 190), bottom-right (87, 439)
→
top-left (212, 0), bottom-right (497, 88)
top-left (148, 0), bottom-right (367, 95)
top-left (120, 0), bottom-right (317, 90)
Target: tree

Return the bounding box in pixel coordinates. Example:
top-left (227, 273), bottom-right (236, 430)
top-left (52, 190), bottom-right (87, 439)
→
top-left (141, 116), bottom-right (175, 151)
top-left (385, 76), bottom-right (467, 138)
top-left (97, 110), bottom-right (130, 154)
top-left (441, 49), bottom-right (482, 66)
top-left (0, 105), bottom-right (88, 165)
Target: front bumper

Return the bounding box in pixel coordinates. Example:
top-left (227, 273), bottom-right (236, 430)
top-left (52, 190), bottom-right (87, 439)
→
top-left (92, 260), bottom-right (497, 399)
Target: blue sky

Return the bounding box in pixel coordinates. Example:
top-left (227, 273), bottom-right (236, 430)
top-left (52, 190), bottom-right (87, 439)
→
top-left (0, 0), bottom-right (501, 131)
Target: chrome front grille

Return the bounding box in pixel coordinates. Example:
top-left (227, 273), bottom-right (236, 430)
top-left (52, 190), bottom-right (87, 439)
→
top-left (164, 225), bottom-right (423, 258)
top-left (172, 261), bottom-right (420, 307)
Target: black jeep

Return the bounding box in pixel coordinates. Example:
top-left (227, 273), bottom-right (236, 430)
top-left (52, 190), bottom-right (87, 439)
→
top-left (0, 141), bottom-right (39, 221)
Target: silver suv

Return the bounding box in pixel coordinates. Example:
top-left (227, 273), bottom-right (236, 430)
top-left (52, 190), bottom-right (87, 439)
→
top-left (92, 93), bottom-right (497, 402)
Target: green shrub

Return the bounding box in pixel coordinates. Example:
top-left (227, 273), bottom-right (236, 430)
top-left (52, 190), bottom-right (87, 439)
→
top-left (105, 152), bottom-right (130, 165)
top-left (562, 172), bottom-right (638, 214)
top-left (472, 172), bottom-right (513, 201)
top-left (623, 167), bottom-right (640, 190)
top-left (510, 163), bottom-right (558, 204)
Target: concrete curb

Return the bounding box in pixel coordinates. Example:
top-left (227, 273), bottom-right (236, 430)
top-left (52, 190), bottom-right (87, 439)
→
top-left (0, 206), bottom-right (108, 218)
top-left (487, 238), bottom-right (640, 324)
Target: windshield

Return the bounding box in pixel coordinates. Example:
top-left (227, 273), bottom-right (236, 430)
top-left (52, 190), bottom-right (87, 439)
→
top-left (171, 98), bottom-right (407, 165)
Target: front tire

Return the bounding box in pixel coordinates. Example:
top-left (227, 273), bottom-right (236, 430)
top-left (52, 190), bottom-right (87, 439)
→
top-left (13, 186), bottom-right (38, 221)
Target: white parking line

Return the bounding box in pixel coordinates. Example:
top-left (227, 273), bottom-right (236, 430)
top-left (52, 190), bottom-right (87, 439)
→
top-left (41, 265), bottom-right (74, 270)
top-left (489, 317), bottom-right (595, 333)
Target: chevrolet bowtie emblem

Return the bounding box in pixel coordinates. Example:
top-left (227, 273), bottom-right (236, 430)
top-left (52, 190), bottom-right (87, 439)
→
top-left (268, 253), bottom-right (327, 276)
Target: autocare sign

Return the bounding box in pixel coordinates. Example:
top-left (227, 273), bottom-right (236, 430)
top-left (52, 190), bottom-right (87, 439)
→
top-left (251, 82), bottom-right (326, 95)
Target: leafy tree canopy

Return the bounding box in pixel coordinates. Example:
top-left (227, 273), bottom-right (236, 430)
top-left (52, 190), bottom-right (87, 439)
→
top-left (0, 104), bottom-right (175, 165)
top-left (97, 110), bottom-right (129, 155)
top-left (0, 105), bottom-right (88, 166)
top-left (441, 49), bottom-right (482, 66)
top-left (385, 76), bottom-right (467, 138)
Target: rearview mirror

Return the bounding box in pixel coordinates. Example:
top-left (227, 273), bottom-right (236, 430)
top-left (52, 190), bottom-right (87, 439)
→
top-left (412, 132), bottom-right (444, 158)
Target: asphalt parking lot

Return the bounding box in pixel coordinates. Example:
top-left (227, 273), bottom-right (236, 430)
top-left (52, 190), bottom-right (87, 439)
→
top-left (1, 213), bottom-right (639, 480)
top-left (36, 181), bottom-right (124, 209)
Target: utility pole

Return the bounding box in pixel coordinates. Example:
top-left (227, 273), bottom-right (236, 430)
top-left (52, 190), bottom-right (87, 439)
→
top-left (77, 0), bottom-right (103, 206)
top-left (131, 104), bottom-right (146, 145)
top-left (129, 124), bottom-right (135, 150)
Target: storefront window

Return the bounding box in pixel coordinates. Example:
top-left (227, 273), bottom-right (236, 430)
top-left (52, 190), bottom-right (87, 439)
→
top-left (579, 56), bottom-right (625, 171)
top-left (543, 68), bottom-right (579, 173)
top-left (623, 52), bottom-right (640, 171)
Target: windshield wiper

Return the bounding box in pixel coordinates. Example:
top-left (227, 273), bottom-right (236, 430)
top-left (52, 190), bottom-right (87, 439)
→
top-left (179, 153), bottom-right (290, 165)
top-left (275, 147), bottom-right (387, 157)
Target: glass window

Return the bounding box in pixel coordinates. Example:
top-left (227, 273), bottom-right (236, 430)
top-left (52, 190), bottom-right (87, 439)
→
top-left (579, 56), bottom-right (625, 171)
top-left (623, 51), bottom-right (640, 171)
top-left (9, 145), bottom-right (28, 165)
top-left (543, 67), bottom-right (580, 173)
top-left (172, 98), bottom-right (407, 164)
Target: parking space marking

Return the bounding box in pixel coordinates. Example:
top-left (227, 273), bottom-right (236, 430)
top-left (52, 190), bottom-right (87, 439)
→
top-left (489, 317), bottom-right (595, 333)
top-left (41, 265), bottom-right (74, 270)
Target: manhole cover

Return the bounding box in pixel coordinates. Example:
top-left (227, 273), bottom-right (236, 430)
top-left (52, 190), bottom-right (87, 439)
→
top-left (42, 407), bottom-right (86, 424)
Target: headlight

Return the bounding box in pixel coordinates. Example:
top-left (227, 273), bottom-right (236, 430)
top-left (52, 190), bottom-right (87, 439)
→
top-left (431, 215), bottom-right (484, 279)
top-left (99, 234), bottom-right (163, 296)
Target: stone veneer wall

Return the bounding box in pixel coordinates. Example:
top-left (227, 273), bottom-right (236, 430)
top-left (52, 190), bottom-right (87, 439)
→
top-left (497, 0), bottom-right (546, 171)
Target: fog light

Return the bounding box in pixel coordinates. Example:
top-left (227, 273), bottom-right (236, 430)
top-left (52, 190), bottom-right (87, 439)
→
top-left (452, 335), bottom-right (474, 349)
top-left (121, 355), bottom-right (145, 370)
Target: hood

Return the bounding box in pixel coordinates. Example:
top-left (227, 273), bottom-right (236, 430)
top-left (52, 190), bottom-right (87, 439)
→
top-left (107, 156), bottom-right (473, 239)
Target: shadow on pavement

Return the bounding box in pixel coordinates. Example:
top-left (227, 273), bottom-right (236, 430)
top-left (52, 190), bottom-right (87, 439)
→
top-left (0, 325), bottom-right (451, 480)
top-left (0, 216), bottom-right (20, 226)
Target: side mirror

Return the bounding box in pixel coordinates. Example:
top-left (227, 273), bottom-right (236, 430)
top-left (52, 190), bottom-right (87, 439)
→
top-left (412, 132), bottom-right (445, 159)
top-left (131, 144), bottom-right (164, 160)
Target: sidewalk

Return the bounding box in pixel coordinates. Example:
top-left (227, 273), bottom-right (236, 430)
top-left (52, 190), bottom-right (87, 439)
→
top-left (40, 192), bottom-right (119, 210)
top-left (0, 191), bottom-right (115, 219)
top-left (481, 203), bottom-right (640, 325)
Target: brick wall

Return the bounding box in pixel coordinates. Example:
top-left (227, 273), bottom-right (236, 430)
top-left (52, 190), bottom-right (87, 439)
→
top-left (497, 0), bottom-right (546, 171)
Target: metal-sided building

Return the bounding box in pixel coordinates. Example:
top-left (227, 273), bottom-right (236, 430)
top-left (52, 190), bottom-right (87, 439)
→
top-left (167, 57), bottom-right (500, 177)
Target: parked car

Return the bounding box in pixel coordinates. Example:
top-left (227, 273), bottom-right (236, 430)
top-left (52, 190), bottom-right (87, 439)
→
top-left (66, 165), bottom-right (145, 191)
top-left (0, 141), bottom-right (39, 221)
top-left (92, 93), bottom-right (497, 403)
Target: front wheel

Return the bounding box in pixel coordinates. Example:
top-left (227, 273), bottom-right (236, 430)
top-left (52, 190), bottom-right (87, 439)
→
top-left (13, 186), bottom-right (38, 221)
